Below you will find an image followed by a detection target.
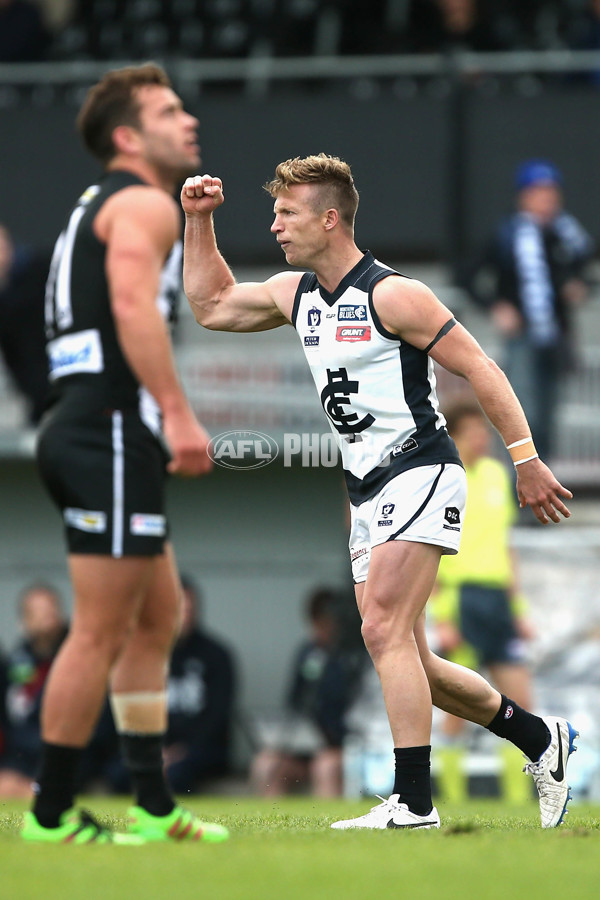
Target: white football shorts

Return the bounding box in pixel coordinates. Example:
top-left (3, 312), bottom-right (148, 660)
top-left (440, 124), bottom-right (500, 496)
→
top-left (349, 462), bottom-right (467, 583)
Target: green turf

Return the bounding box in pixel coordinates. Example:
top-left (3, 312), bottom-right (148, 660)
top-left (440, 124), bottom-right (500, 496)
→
top-left (1, 796), bottom-right (599, 900)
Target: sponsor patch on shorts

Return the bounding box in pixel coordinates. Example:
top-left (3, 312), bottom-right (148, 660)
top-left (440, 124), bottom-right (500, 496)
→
top-left (130, 513), bottom-right (166, 537)
top-left (350, 545), bottom-right (369, 563)
top-left (64, 507), bottom-right (107, 533)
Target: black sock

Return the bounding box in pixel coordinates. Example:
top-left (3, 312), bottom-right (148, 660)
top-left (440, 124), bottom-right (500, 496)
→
top-left (486, 695), bottom-right (551, 762)
top-left (119, 732), bottom-right (174, 817)
top-left (392, 745), bottom-right (433, 816)
top-left (32, 742), bottom-right (83, 827)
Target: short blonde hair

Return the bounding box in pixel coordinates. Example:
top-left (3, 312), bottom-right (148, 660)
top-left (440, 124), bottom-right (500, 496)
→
top-left (264, 153), bottom-right (359, 229)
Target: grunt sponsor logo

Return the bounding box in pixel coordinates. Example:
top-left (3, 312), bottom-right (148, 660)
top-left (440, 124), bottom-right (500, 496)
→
top-left (336, 326), bottom-right (371, 342)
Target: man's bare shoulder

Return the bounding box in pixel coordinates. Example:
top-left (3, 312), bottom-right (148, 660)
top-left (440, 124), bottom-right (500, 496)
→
top-left (264, 270), bottom-right (305, 320)
top-left (96, 185), bottom-right (179, 243)
top-left (373, 275), bottom-right (450, 339)
top-left (374, 274), bottom-right (437, 305)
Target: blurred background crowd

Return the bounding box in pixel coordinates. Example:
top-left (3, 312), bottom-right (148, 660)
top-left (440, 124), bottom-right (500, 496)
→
top-left (5, 0), bottom-right (600, 64)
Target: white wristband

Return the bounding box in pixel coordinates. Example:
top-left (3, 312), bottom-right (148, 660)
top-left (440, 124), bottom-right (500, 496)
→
top-left (507, 438), bottom-right (533, 450)
top-left (513, 453), bottom-right (539, 467)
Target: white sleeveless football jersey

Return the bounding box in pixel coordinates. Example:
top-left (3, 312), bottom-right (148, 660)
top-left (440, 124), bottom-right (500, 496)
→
top-left (292, 251), bottom-right (462, 504)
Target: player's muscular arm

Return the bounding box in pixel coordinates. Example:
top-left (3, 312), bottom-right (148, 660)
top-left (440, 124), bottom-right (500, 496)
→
top-left (96, 187), bottom-right (211, 476)
top-left (374, 277), bottom-right (531, 442)
top-left (97, 187), bottom-right (185, 412)
top-left (181, 174), bottom-right (295, 332)
top-left (374, 277), bottom-right (572, 524)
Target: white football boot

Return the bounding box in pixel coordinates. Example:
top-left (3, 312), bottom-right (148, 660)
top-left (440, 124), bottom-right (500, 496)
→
top-left (331, 795), bottom-right (440, 830)
top-left (523, 716), bottom-right (579, 828)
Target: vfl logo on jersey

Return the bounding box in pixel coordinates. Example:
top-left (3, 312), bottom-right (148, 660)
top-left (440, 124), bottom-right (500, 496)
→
top-left (338, 305), bottom-right (367, 321)
top-left (443, 506), bottom-right (461, 532)
top-left (307, 307), bottom-right (321, 332)
top-left (392, 437), bottom-right (418, 456)
top-left (320, 368), bottom-right (375, 435)
top-left (336, 326), bottom-right (371, 342)
top-left (304, 335), bottom-right (320, 347)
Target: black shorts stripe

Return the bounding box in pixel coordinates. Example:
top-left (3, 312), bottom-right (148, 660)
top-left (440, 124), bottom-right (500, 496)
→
top-left (423, 317), bottom-right (457, 354)
top-left (386, 464), bottom-right (446, 541)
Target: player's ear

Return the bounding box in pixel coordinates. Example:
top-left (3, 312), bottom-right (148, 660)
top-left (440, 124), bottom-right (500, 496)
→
top-left (324, 208), bottom-right (339, 230)
top-left (112, 124), bottom-right (143, 158)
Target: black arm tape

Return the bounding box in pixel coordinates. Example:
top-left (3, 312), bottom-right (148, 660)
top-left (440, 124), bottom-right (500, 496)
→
top-left (423, 317), bottom-right (457, 354)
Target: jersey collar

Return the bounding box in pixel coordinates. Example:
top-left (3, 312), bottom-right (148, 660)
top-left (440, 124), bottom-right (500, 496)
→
top-left (316, 250), bottom-right (375, 306)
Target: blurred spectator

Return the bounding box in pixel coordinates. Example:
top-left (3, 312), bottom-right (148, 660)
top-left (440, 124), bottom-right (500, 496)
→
top-left (404, 0), bottom-right (517, 54)
top-left (90, 574), bottom-right (237, 795)
top-left (249, 586), bottom-right (362, 797)
top-left (460, 160), bottom-right (595, 461)
top-left (0, 0), bottom-right (50, 61)
top-left (0, 223), bottom-right (50, 425)
top-left (162, 573), bottom-right (237, 792)
top-left (0, 583), bottom-right (68, 797)
top-left (431, 400), bottom-right (535, 803)
top-left (33, 0), bottom-right (75, 32)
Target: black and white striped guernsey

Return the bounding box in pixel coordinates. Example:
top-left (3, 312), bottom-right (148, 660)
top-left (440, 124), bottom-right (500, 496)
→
top-left (292, 251), bottom-right (462, 505)
top-left (44, 170), bottom-right (181, 434)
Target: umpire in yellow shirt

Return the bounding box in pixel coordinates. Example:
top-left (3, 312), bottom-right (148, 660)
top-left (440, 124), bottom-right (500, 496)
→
top-left (432, 399), bottom-right (534, 803)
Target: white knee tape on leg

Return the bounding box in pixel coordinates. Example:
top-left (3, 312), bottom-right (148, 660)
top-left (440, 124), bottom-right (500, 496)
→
top-left (110, 691), bottom-right (167, 734)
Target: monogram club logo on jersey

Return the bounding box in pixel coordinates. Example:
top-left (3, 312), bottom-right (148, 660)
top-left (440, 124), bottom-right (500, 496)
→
top-left (320, 368), bottom-right (375, 435)
top-left (338, 305), bottom-right (367, 321)
top-left (208, 430), bottom-right (279, 469)
top-left (307, 307), bottom-right (321, 332)
top-left (336, 326), bottom-right (371, 342)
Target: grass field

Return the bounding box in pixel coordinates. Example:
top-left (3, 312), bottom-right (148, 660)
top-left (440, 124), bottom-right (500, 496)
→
top-left (1, 796), bottom-right (599, 900)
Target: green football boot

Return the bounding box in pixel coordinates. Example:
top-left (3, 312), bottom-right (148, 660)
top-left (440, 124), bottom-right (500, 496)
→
top-left (126, 805), bottom-right (229, 843)
top-left (22, 808), bottom-right (145, 845)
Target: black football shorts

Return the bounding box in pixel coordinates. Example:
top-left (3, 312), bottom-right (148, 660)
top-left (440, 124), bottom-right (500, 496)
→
top-left (37, 405), bottom-right (169, 556)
